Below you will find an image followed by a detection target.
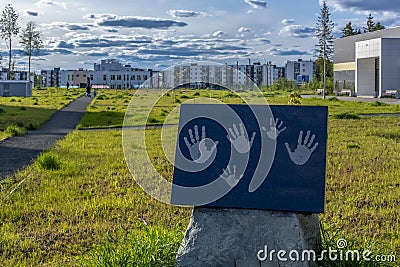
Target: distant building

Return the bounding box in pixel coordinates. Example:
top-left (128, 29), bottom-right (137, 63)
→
top-left (0, 68), bottom-right (30, 82)
top-left (334, 27), bottom-right (400, 97)
top-left (285, 59), bottom-right (315, 84)
top-left (90, 59), bottom-right (153, 89)
top-left (41, 68), bottom-right (60, 87)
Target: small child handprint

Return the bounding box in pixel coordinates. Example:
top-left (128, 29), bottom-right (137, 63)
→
top-left (262, 117), bottom-right (286, 140)
top-left (285, 130), bottom-right (318, 166)
top-left (221, 165), bottom-right (243, 188)
top-left (227, 123), bottom-right (256, 154)
top-left (184, 125), bottom-right (218, 164)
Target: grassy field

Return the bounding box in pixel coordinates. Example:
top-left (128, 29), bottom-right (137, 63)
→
top-left (78, 89), bottom-right (400, 129)
top-left (0, 89), bottom-right (399, 266)
top-left (0, 88), bottom-right (84, 140)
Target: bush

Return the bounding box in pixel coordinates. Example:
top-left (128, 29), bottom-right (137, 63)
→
top-left (81, 225), bottom-right (182, 267)
top-left (371, 101), bottom-right (387, 107)
top-left (4, 124), bottom-right (26, 136)
top-left (331, 112), bottom-right (361, 120)
top-left (36, 153), bottom-right (62, 170)
top-left (147, 117), bottom-right (160, 124)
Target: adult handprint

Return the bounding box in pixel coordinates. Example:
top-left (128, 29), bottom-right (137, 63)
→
top-left (227, 123), bottom-right (256, 154)
top-left (221, 165), bottom-right (243, 188)
top-left (262, 117), bottom-right (286, 140)
top-left (184, 125), bottom-right (219, 164)
top-left (285, 130), bottom-right (318, 166)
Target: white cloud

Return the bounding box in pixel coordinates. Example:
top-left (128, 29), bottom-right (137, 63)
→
top-left (281, 19), bottom-right (295, 25)
top-left (280, 25), bottom-right (315, 38)
top-left (212, 31), bottom-right (228, 37)
top-left (168, 10), bottom-right (205, 18)
top-left (238, 27), bottom-right (252, 33)
top-left (87, 14), bottom-right (188, 29)
top-left (35, 0), bottom-right (67, 10)
top-left (244, 0), bottom-right (267, 9)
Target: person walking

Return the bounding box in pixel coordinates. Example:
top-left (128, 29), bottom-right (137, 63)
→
top-left (66, 81), bottom-right (70, 90)
top-left (86, 84), bottom-right (91, 97)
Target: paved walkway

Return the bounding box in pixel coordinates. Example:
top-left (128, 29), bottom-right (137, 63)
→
top-left (0, 96), bottom-right (92, 179)
top-left (302, 94), bottom-right (400, 105)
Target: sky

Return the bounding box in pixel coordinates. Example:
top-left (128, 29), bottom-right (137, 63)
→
top-left (2, 0), bottom-right (400, 72)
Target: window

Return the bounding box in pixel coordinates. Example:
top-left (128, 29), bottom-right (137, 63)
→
top-left (111, 75), bottom-right (115, 80)
top-left (131, 75), bottom-right (135, 80)
top-left (76, 74), bottom-right (80, 77)
top-left (143, 75), bottom-right (148, 80)
top-left (138, 75), bottom-right (142, 80)
top-left (103, 75), bottom-right (107, 81)
top-left (90, 75), bottom-right (93, 81)
top-left (117, 84), bottom-right (122, 89)
top-left (83, 74), bottom-right (87, 77)
top-left (67, 75), bottom-right (70, 80)
top-left (117, 75), bottom-right (122, 80)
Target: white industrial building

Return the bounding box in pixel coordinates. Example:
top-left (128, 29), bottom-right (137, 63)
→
top-left (334, 27), bottom-right (400, 97)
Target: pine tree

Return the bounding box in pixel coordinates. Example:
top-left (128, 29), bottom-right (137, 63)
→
top-left (374, 21), bottom-right (385, 31)
top-left (364, 14), bottom-right (375, 32)
top-left (315, 0), bottom-right (334, 98)
top-left (0, 4), bottom-right (20, 80)
top-left (342, 21), bottom-right (358, 37)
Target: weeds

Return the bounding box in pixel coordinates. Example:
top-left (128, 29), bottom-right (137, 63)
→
top-left (36, 153), bottom-right (62, 170)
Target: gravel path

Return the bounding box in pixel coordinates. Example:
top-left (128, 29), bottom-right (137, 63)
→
top-left (0, 96), bottom-right (92, 179)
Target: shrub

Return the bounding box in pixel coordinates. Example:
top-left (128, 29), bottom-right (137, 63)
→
top-left (36, 153), bottom-right (62, 170)
top-left (331, 112), bottom-right (361, 120)
top-left (147, 117), bottom-right (160, 124)
top-left (4, 124), bottom-right (26, 136)
top-left (193, 92), bottom-right (200, 96)
top-left (371, 101), bottom-right (387, 107)
top-left (81, 225), bottom-right (182, 267)
top-left (20, 106), bottom-right (27, 111)
top-left (346, 143), bottom-right (361, 149)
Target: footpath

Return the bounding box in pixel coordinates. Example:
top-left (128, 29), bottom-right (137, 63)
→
top-left (0, 96), bottom-right (92, 179)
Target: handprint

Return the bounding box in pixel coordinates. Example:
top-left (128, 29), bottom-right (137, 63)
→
top-left (262, 117), bottom-right (286, 140)
top-left (221, 165), bottom-right (243, 188)
top-left (184, 125), bottom-right (219, 164)
top-left (285, 130), bottom-right (318, 166)
top-left (227, 123), bottom-right (256, 154)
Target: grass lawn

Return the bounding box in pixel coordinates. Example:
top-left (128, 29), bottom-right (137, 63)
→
top-left (79, 89), bottom-right (400, 129)
top-left (0, 87), bottom-right (84, 140)
top-left (0, 89), bottom-right (399, 266)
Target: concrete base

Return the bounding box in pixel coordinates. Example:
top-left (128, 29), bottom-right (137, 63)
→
top-left (176, 207), bottom-right (321, 267)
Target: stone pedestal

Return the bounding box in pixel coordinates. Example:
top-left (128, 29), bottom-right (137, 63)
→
top-left (176, 207), bottom-right (321, 267)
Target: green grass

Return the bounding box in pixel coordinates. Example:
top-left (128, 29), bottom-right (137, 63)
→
top-left (0, 89), bottom-right (399, 266)
top-left (0, 87), bottom-right (84, 139)
top-left (78, 89), bottom-right (400, 129)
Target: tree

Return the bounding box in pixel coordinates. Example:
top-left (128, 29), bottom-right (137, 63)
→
top-left (0, 4), bottom-right (20, 80)
top-left (364, 14), bottom-right (385, 32)
top-left (364, 14), bottom-right (375, 32)
top-left (20, 21), bottom-right (43, 81)
top-left (315, 0), bottom-right (334, 98)
top-left (374, 21), bottom-right (385, 31)
top-left (342, 21), bottom-right (358, 37)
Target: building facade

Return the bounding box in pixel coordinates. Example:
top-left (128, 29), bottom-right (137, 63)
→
top-left (285, 59), bottom-right (315, 84)
top-left (40, 59), bottom-right (314, 90)
top-left (334, 27), bottom-right (400, 98)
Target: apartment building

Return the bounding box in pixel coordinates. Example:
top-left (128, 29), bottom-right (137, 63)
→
top-left (285, 59), bottom-right (315, 84)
